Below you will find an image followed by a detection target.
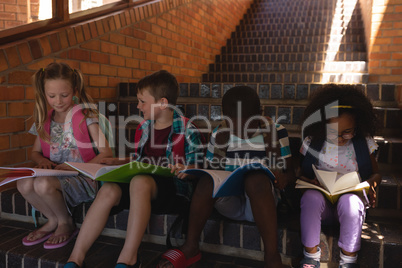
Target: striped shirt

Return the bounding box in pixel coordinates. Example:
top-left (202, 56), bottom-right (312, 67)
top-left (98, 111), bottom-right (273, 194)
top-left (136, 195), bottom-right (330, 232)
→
top-left (206, 123), bottom-right (291, 172)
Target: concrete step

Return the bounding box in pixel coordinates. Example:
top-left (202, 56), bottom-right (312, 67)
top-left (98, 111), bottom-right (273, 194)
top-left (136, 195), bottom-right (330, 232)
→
top-left (227, 35), bottom-right (365, 45)
top-left (215, 53), bottom-right (367, 63)
top-left (0, 219), bottom-right (271, 268)
top-left (222, 40), bottom-right (365, 49)
top-left (240, 15), bottom-right (361, 24)
top-left (242, 11), bottom-right (360, 18)
top-left (235, 22), bottom-right (364, 31)
top-left (1, 188), bottom-right (400, 268)
top-left (202, 71), bottom-right (369, 84)
top-left (223, 44), bottom-right (366, 54)
top-left (209, 62), bottom-right (367, 73)
top-left (230, 28), bottom-right (364, 38)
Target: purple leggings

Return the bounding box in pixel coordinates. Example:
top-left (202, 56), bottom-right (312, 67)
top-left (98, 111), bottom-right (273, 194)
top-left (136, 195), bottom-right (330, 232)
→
top-left (300, 190), bottom-right (366, 253)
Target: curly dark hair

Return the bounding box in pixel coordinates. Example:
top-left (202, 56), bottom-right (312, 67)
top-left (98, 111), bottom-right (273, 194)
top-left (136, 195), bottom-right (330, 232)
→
top-left (301, 84), bottom-right (378, 141)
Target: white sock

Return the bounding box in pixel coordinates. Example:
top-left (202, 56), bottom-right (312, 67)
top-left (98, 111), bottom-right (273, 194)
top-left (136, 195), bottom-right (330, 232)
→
top-left (339, 250), bottom-right (358, 265)
top-left (304, 247), bottom-right (321, 262)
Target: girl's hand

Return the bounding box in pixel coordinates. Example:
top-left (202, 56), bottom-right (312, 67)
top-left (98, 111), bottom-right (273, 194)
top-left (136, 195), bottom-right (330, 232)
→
top-left (299, 176), bottom-right (322, 187)
top-left (368, 184), bottom-right (377, 208)
top-left (35, 159), bottom-right (57, 169)
top-left (367, 178), bottom-right (379, 208)
top-left (54, 163), bottom-right (75, 171)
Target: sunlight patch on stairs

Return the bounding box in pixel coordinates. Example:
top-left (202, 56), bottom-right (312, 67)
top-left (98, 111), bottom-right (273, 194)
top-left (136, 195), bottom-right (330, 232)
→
top-left (322, 0), bottom-right (364, 83)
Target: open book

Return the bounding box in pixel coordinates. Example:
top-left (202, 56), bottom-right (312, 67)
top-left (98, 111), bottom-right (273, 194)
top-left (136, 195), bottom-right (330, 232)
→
top-left (0, 167), bottom-right (78, 187)
top-left (65, 161), bottom-right (174, 183)
top-left (296, 165), bottom-right (370, 204)
top-left (181, 162), bottom-right (276, 198)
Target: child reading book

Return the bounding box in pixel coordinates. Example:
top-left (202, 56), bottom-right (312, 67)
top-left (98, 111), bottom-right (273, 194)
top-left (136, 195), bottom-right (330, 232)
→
top-left (158, 86), bottom-right (295, 268)
top-left (295, 165), bottom-right (370, 204)
top-left (18, 62), bottom-right (113, 249)
top-left (65, 70), bottom-right (204, 268)
top-left (298, 84), bottom-right (382, 268)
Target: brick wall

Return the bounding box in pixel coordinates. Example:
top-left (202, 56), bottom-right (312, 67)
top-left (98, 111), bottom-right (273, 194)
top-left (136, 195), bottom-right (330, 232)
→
top-left (0, 0), bottom-right (40, 30)
top-left (364, 0), bottom-right (402, 85)
top-left (0, 0), bottom-right (252, 167)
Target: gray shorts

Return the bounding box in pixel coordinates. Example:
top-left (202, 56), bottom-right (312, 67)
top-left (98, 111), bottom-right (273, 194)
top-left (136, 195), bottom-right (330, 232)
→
top-left (214, 179), bottom-right (278, 222)
top-left (58, 174), bottom-right (97, 209)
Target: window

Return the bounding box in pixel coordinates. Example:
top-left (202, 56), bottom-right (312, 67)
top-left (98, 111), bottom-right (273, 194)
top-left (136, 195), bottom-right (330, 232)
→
top-left (70, 0), bottom-right (121, 14)
top-left (0, 0), bottom-right (150, 45)
top-left (0, 0), bottom-right (53, 31)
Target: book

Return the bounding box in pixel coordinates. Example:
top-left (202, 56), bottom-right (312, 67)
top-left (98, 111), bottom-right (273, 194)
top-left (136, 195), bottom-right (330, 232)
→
top-left (0, 167), bottom-right (78, 187)
top-left (295, 165), bottom-right (370, 204)
top-left (65, 161), bottom-right (174, 183)
top-left (180, 162), bottom-right (276, 198)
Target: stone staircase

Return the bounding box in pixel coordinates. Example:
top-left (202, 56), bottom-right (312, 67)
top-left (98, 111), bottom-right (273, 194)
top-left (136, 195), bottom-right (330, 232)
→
top-left (203, 0), bottom-right (368, 84)
top-left (1, 0), bottom-right (402, 267)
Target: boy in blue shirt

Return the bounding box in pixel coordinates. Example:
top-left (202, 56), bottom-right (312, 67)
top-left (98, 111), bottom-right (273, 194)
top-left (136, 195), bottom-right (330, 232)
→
top-left (158, 86), bottom-right (295, 268)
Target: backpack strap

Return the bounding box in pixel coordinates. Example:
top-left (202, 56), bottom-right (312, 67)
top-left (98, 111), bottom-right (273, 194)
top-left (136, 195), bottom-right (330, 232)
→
top-left (352, 137), bottom-right (372, 181)
top-left (301, 138), bottom-right (325, 180)
top-left (70, 106), bottom-right (97, 162)
top-left (39, 106), bottom-right (97, 163)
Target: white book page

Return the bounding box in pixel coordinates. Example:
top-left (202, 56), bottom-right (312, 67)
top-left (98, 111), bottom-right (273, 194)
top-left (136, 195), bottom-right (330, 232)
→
top-left (207, 170), bottom-right (232, 195)
top-left (295, 179), bottom-right (331, 196)
top-left (332, 181), bottom-right (370, 195)
top-left (33, 168), bottom-right (78, 177)
top-left (65, 162), bottom-right (121, 179)
top-left (312, 165), bottom-right (337, 193)
top-left (181, 169), bottom-right (231, 196)
top-left (332, 171), bottom-right (362, 193)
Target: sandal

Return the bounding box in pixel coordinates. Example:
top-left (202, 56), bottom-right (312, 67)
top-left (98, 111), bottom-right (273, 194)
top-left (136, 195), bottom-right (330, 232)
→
top-left (158, 248), bottom-right (201, 268)
top-left (22, 230), bottom-right (53, 246)
top-left (43, 228), bottom-right (79, 249)
top-left (299, 257), bottom-right (320, 268)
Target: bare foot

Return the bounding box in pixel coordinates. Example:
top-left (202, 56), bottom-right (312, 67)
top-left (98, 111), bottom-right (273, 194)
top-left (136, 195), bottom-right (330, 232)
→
top-left (25, 221), bottom-right (57, 242)
top-left (45, 220), bottom-right (76, 245)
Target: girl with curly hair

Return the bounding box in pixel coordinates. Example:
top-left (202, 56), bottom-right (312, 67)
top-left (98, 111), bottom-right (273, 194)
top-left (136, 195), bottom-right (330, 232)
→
top-left (298, 84), bottom-right (382, 268)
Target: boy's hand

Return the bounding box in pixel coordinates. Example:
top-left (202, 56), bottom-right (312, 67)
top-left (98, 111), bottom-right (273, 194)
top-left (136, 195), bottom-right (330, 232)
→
top-left (273, 171), bottom-right (289, 190)
top-left (35, 159), bottom-right (57, 169)
top-left (100, 158), bottom-right (128, 165)
top-left (168, 163), bottom-right (185, 176)
top-left (168, 163), bottom-right (197, 180)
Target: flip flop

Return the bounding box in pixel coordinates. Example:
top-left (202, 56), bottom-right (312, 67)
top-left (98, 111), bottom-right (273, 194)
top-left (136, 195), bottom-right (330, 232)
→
top-left (158, 248), bottom-right (201, 268)
top-left (22, 230), bottom-right (54, 246)
top-left (43, 228), bottom-right (79, 249)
